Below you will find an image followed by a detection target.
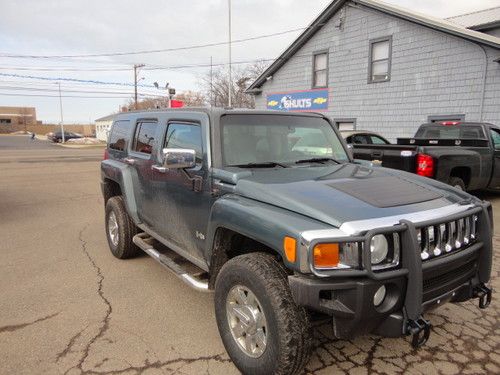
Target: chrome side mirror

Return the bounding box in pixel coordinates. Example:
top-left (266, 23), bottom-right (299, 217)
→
top-left (162, 148), bottom-right (196, 169)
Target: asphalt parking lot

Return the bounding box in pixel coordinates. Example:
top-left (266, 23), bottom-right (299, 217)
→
top-left (1, 135), bottom-right (499, 375)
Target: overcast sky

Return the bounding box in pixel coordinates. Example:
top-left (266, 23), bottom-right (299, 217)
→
top-left (0, 0), bottom-right (499, 123)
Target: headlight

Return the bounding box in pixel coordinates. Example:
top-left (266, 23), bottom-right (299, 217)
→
top-left (370, 234), bottom-right (388, 264)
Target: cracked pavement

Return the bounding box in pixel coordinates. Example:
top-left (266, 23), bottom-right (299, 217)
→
top-left (0, 135), bottom-right (499, 374)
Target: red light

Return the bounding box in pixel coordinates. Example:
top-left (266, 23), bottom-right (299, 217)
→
top-left (440, 121), bottom-right (460, 126)
top-left (416, 154), bottom-right (434, 177)
top-left (103, 149), bottom-right (109, 160)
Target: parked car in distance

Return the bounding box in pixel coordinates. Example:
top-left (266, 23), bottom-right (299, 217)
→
top-left (47, 131), bottom-right (83, 143)
top-left (350, 121), bottom-right (500, 191)
top-left (341, 130), bottom-right (391, 145)
top-left (101, 109), bottom-right (492, 375)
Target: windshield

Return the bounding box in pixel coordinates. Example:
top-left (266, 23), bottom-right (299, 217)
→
top-left (221, 114), bottom-right (349, 166)
top-left (415, 125), bottom-right (486, 139)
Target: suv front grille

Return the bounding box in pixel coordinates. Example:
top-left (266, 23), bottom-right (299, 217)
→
top-left (416, 214), bottom-right (478, 261)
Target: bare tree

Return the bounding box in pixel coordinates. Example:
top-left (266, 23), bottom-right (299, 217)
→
top-left (174, 90), bottom-right (207, 107)
top-left (200, 60), bottom-right (269, 108)
top-left (124, 97), bottom-right (170, 111)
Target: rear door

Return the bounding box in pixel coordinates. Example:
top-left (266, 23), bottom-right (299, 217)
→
top-left (487, 127), bottom-right (500, 189)
top-left (127, 119), bottom-right (159, 226)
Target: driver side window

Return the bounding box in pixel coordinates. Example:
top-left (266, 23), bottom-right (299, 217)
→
top-left (490, 129), bottom-right (500, 150)
top-left (164, 123), bottom-right (203, 164)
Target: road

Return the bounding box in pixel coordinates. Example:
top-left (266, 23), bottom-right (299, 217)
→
top-left (0, 135), bottom-right (499, 375)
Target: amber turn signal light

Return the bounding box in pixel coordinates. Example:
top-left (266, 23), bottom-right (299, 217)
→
top-left (313, 243), bottom-right (339, 268)
top-left (283, 236), bottom-right (297, 263)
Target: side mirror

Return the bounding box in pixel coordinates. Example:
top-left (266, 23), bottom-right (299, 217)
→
top-left (162, 148), bottom-right (196, 169)
top-left (346, 143), bottom-right (354, 159)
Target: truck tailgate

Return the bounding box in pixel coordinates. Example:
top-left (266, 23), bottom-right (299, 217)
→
top-left (351, 144), bottom-right (418, 172)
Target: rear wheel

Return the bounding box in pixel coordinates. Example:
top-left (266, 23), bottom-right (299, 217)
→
top-left (105, 196), bottom-right (140, 259)
top-left (449, 177), bottom-right (466, 191)
top-left (214, 253), bottom-right (311, 375)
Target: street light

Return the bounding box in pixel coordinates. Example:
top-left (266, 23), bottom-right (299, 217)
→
top-left (55, 82), bottom-right (65, 143)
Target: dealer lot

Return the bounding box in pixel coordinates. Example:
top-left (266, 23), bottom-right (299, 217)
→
top-left (0, 135), bottom-right (499, 375)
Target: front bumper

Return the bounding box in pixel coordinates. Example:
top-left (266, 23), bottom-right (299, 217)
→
top-left (289, 202), bottom-right (493, 341)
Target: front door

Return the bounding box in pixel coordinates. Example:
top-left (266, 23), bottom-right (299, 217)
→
top-left (488, 128), bottom-right (500, 189)
top-left (147, 119), bottom-right (212, 261)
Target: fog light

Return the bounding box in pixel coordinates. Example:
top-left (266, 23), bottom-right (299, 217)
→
top-left (373, 285), bottom-right (386, 307)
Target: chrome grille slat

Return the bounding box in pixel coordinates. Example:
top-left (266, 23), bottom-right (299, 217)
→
top-left (418, 214), bottom-right (478, 261)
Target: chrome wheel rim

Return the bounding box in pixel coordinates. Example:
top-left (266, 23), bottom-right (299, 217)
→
top-left (108, 211), bottom-right (119, 247)
top-left (226, 285), bottom-right (267, 358)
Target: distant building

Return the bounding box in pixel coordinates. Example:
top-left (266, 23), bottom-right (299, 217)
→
top-left (0, 106), bottom-right (37, 128)
top-left (95, 114), bottom-right (115, 141)
top-left (247, 0), bottom-right (500, 139)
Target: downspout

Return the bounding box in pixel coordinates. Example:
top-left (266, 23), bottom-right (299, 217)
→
top-left (477, 44), bottom-right (488, 122)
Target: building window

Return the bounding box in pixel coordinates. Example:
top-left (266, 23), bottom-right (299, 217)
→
top-left (0, 118), bottom-right (12, 124)
top-left (334, 119), bottom-right (356, 131)
top-left (369, 36), bottom-right (392, 83)
top-left (312, 51), bottom-right (328, 88)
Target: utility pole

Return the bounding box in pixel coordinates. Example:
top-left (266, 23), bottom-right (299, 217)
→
top-left (210, 56), bottom-right (213, 107)
top-left (134, 64), bottom-right (145, 110)
top-left (228, 0), bottom-right (232, 107)
top-left (57, 82), bottom-right (65, 143)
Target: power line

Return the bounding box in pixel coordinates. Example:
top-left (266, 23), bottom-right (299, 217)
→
top-left (0, 72), bottom-right (155, 87)
top-left (0, 92), bottom-right (139, 99)
top-left (0, 27), bottom-right (306, 59)
top-left (0, 85), bottom-right (168, 97)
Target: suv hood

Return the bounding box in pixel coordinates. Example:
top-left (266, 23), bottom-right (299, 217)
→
top-left (226, 163), bottom-right (474, 228)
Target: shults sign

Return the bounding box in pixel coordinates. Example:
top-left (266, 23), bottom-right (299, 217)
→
top-left (267, 89), bottom-right (329, 111)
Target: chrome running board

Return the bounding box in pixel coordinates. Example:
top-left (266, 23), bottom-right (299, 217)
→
top-left (132, 233), bottom-right (210, 292)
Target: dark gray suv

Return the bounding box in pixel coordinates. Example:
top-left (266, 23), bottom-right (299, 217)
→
top-left (101, 108), bottom-right (492, 375)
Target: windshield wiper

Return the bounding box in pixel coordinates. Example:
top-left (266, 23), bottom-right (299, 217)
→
top-left (295, 157), bottom-right (342, 165)
top-left (228, 162), bottom-right (288, 168)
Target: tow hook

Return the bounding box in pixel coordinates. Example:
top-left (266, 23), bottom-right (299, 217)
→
top-left (406, 317), bottom-right (431, 348)
top-left (473, 284), bottom-right (492, 309)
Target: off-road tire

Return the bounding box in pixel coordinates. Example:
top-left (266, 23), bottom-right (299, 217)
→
top-left (214, 253), bottom-right (312, 375)
top-left (449, 177), bottom-right (466, 191)
top-left (105, 196), bottom-right (140, 259)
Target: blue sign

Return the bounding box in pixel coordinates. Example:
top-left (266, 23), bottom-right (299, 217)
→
top-left (267, 89), bottom-right (329, 111)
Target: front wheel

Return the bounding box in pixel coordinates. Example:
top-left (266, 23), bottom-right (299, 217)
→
top-left (214, 253), bottom-right (311, 375)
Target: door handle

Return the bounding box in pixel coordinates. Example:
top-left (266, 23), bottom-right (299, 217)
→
top-left (123, 157), bottom-right (135, 165)
top-left (151, 165), bottom-right (167, 173)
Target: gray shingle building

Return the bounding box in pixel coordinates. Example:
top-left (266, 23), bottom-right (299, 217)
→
top-left (248, 0), bottom-right (500, 140)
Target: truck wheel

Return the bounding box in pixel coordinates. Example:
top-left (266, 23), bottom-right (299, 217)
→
top-left (449, 177), bottom-right (466, 191)
top-left (214, 253), bottom-right (311, 375)
top-left (105, 196), bottom-right (140, 259)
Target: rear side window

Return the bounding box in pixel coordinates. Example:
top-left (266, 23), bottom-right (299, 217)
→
top-left (109, 120), bottom-right (132, 151)
top-left (164, 123), bottom-right (203, 163)
top-left (133, 122), bottom-right (157, 155)
top-left (370, 135), bottom-right (388, 144)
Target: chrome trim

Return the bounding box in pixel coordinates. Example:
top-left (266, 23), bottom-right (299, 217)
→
top-left (339, 204), bottom-right (475, 235)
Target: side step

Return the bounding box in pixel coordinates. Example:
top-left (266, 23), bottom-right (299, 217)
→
top-left (132, 233), bottom-right (210, 292)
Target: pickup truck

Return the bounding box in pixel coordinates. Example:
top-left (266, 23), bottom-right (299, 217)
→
top-left (351, 122), bottom-right (500, 191)
top-left (101, 109), bottom-right (493, 375)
